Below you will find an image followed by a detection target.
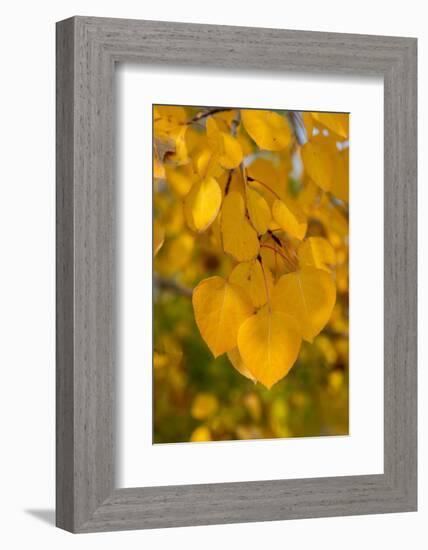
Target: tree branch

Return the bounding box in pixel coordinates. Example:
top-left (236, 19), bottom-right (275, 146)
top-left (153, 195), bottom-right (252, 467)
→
top-left (154, 276), bottom-right (193, 298)
top-left (187, 107), bottom-right (234, 125)
top-left (286, 111), bottom-right (307, 146)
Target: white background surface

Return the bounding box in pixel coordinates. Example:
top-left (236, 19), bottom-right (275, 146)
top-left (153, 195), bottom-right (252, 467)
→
top-left (118, 67), bottom-right (384, 487)
top-left (0, 1), bottom-right (425, 549)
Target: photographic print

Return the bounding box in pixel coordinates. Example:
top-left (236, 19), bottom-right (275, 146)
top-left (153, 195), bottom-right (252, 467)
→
top-left (153, 105), bottom-right (349, 444)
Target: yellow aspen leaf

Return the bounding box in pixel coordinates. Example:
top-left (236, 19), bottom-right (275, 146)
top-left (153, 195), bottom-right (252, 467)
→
top-left (193, 146), bottom-right (223, 179)
top-left (153, 107), bottom-right (188, 166)
top-left (192, 276), bottom-right (254, 357)
top-left (218, 168), bottom-right (244, 196)
top-left (312, 112), bottom-right (349, 140)
top-left (301, 141), bottom-right (334, 192)
top-left (184, 177), bottom-right (222, 233)
top-left (318, 199), bottom-right (349, 238)
top-left (260, 243), bottom-right (289, 278)
top-left (296, 178), bottom-right (320, 215)
top-left (272, 267), bottom-right (336, 342)
top-left (237, 308), bottom-right (302, 389)
top-left (236, 125), bottom-right (255, 156)
top-left (227, 348), bottom-right (256, 382)
top-left (191, 393), bottom-right (219, 420)
top-left (298, 237), bottom-right (336, 272)
top-left (241, 109), bottom-right (291, 151)
top-left (165, 163), bottom-right (198, 197)
top-left (331, 147), bottom-right (349, 203)
top-left (185, 125), bottom-right (205, 156)
top-left (246, 188), bottom-right (271, 234)
top-left (190, 426), bottom-right (212, 442)
top-left (206, 117), bottom-right (243, 169)
top-left (247, 157), bottom-right (278, 184)
top-left (221, 191), bottom-right (260, 261)
top-left (302, 112), bottom-right (315, 140)
top-left (209, 115), bottom-right (230, 133)
top-left (153, 220), bottom-right (165, 256)
top-left (218, 132), bottom-right (243, 169)
top-left (187, 127), bottom-right (222, 179)
top-left (155, 233), bottom-right (194, 276)
top-left (153, 105), bottom-right (187, 141)
top-left (205, 117), bottom-right (224, 142)
top-left (247, 157), bottom-right (285, 204)
top-left (213, 109), bottom-right (238, 128)
top-left (278, 152), bottom-right (292, 185)
top-left (229, 259), bottom-right (273, 308)
top-left (272, 199), bottom-right (307, 240)
top-left (194, 147), bottom-right (214, 178)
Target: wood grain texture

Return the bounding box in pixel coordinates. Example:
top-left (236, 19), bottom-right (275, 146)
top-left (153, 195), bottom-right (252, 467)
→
top-left (56, 17), bottom-right (75, 532)
top-left (56, 16), bottom-right (417, 533)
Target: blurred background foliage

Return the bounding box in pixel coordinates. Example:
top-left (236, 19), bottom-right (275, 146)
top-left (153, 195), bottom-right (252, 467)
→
top-left (153, 105), bottom-right (349, 444)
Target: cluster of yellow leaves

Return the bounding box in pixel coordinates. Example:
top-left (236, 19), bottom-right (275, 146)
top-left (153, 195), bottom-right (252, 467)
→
top-left (154, 105), bottom-right (349, 389)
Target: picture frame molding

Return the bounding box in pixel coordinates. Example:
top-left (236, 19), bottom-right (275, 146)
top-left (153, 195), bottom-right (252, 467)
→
top-left (56, 16), bottom-right (417, 533)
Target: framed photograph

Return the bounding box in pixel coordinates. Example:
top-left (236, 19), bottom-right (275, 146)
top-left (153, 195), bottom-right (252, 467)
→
top-left (56, 16), bottom-right (417, 532)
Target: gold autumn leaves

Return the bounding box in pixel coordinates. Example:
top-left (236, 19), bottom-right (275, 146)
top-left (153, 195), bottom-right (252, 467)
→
top-left (154, 106), bottom-right (348, 389)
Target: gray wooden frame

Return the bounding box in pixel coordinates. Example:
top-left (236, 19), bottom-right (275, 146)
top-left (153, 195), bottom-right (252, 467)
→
top-left (56, 16), bottom-right (417, 533)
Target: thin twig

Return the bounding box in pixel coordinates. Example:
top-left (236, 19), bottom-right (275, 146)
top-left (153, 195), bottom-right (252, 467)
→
top-left (260, 243), bottom-right (296, 272)
top-left (230, 111), bottom-right (241, 137)
top-left (187, 107), bottom-right (234, 125)
top-left (286, 111), bottom-right (307, 146)
top-left (258, 255), bottom-right (272, 312)
top-left (224, 170), bottom-right (233, 195)
top-left (154, 276), bottom-right (192, 298)
top-left (247, 176), bottom-right (281, 200)
top-left (266, 231), bottom-right (299, 270)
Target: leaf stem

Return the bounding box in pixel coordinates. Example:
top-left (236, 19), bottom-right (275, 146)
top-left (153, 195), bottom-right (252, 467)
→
top-left (258, 256), bottom-right (272, 312)
top-left (224, 170), bottom-right (233, 195)
top-left (247, 176), bottom-right (281, 200)
top-left (267, 231), bottom-right (299, 271)
top-left (260, 243), bottom-right (288, 262)
top-left (241, 164), bottom-right (249, 211)
top-left (260, 243), bottom-right (296, 272)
